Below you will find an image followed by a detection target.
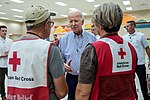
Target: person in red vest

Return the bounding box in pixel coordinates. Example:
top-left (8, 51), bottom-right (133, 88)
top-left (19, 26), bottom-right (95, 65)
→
top-left (75, 2), bottom-right (137, 100)
top-left (148, 71), bottom-right (150, 96)
top-left (7, 6), bottom-right (68, 100)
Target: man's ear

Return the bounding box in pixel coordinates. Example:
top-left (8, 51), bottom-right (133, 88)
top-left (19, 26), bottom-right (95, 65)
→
top-left (96, 24), bottom-right (104, 31)
top-left (45, 21), bottom-right (50, 29)
top-left (133, 25), bottom-right (136, 28)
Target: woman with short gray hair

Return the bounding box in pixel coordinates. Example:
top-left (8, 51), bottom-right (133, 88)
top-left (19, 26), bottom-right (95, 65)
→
top-left (92, 2), bottom-right (123, 35)
top-left (76, 2), bottom-right (137, 100)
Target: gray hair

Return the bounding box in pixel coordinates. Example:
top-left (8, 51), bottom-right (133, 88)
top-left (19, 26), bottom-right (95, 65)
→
top-left (68, 10), bottom-right (84, 19)
top-left (92, 2), bottom-right (123, 33)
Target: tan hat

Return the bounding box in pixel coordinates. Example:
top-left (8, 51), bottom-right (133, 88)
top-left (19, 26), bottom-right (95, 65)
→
top-left (25, 6), bottom-right (55, 27)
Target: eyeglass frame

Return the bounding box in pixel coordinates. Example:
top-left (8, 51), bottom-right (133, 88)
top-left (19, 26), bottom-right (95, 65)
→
top-left (47, 20), bottom-right (54, 28)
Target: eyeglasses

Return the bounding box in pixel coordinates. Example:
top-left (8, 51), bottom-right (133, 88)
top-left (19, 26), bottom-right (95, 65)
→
top-left (47, 20), bottom-right (54, 27)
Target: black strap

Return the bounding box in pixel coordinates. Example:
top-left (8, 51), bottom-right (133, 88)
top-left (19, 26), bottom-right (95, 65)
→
top-left (27, 32), bottom-right (42, 39)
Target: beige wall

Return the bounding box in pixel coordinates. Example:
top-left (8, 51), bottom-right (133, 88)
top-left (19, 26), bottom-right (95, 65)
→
top-left (0, 19), bottom-right (22, 34)
top-left (1, 10), bottom-right (150, 40)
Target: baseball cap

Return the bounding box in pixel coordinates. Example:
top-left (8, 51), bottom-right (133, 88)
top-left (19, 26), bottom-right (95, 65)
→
top-left (25, 5), bottom-right (56, 27)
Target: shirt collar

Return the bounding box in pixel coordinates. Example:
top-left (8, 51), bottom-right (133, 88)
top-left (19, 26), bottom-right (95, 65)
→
top-left (74, 29), bottom-right (84, 38)
top-left (20, 35), bottom-right (40, 40)
top-left (128, 31), bottom-right (136, 36)
top-left (0, 36), bottom-right (5, 41)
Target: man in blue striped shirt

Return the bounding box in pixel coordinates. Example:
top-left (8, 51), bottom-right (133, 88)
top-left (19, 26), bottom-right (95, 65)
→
top-left (59, 10), bottom-right (96, 100)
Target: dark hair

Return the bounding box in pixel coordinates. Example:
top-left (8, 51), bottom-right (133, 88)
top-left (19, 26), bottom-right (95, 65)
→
top-left (127, 20), bottom-right (136, 27)
top-left (0, 25), bottom-right (7, 30)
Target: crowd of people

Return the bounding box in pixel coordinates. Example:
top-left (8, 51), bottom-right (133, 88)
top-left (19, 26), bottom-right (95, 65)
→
top-left (0, 2), bottom-right (150, 100)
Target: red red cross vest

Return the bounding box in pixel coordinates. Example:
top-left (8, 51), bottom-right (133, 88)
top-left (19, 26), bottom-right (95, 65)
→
top-left (7, 38), bottom-right (51, 100)
top-left (90, 36), bottom-right (137, 100)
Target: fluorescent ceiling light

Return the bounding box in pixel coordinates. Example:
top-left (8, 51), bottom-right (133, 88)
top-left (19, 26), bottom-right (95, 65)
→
top-left (0, 17), bottom-right (9, 20)
top-left (82, 12), bottom-right (87, 15)
top-left (0, 12), bottom-right (6, 14)
top-left (94, 4), bottom-right (100, 8)
top-left (126, 7), bottom-right (133, 10)
top-left (69, 8), bottom-right (79, 11)
top-left (14, 19), bottom-right (24, 22)
top-left (13, 15), bottom-right (23, 18)
top-left (55, 2), bottom-right (67, 6)
top-left (86, 0), bottom-right (95, 2)
top-left (61, 15), bottom-right (68, 17)
top-left (10, 0), bottom-right (24, 3)
top-left (0, 5), bottom-right (2, 7)
top-left (11, 9), bottom-right (24, 12)
top-left (50, 11), bottom-right (58, 14)
top-left (122, 0), bottom-right (131, 5)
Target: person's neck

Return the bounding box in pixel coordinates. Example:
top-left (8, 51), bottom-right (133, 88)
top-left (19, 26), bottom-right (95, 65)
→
top-left (129, 30), bottom-right (135, 34)
top-left (26, 31), bottom-right (43, 39)
top-left (100, 32), bottom-right (118, 38)
top-left (1, 36), bottom-right (6, 40)
top-left (74, 29), bottom-right (83, 36)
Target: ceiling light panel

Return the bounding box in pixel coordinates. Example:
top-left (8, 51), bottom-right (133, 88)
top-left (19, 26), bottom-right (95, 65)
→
top-left (69, 8), bottom-right (79, 11)
top-left (86, 0), bottom-right (95, 2)
top-left (55, 2), bottom-right (67, 6)
top-left (0, 5), bottom-right (2, 7)
top-left (82, 12), bottom-right (87, 15)
top-left (126, 7), bottom-right (133, 10)
top-left (14, 19), bottom-right (23, 22)
top-left (0, 17), bottom-right (9, 20)
top-left (0, 12), bottom-right (6, 14)
top-left (61, 15), bottom-right (68, 17)
top-left (11, 9), bottom-right (24, 12)
top-left (122, 0), bottom-right (131, 5)
top-left (13, 15), bottom-right (23, 18)
top-left (94, 4), bottom-right (100, 8)
top-left (9, 0), bottom-right (24, 3)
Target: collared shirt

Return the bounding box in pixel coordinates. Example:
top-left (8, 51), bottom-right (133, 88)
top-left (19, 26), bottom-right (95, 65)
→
top-left (0, 37), bottom-right (13, 68)
top-left (59, 30), bottom-right (96, 75)
top-left (123, 31), bottom-right (149, 65)
top-left (95, 35), bottom-right (100, 40)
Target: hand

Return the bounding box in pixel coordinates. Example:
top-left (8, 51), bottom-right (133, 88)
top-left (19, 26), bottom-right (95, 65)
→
top-left (64, 60), bottom-right (72, 72)
top-left (0, 52), bottom-right (8, 58)
top-left (148, 75), bottom-right (150, 96)
top-left (4, 51), bottom-right (9, 56)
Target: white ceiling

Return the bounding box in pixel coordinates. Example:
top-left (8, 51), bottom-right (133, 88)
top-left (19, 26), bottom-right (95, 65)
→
top-left (0, 0), bottom-right (150, 22)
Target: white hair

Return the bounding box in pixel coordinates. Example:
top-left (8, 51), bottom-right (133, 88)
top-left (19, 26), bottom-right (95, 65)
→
top-left (68, 10), bottom-right (84, 19)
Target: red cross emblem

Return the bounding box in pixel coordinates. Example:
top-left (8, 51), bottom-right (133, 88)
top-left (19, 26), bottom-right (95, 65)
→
top-left (9, 51), bottom-right (21, 72)
top-left (118, 48), bottom-right (126, 59)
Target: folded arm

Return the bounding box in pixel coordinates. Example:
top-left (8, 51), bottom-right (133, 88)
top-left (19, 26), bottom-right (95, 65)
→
top-left (75, 83), bottom-right (92, 100)
top-left (53, 74), bottom-right (68, 99)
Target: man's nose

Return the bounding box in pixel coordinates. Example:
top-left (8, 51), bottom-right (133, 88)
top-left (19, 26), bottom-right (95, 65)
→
top-left (72, 21), bottom-right (75, 25)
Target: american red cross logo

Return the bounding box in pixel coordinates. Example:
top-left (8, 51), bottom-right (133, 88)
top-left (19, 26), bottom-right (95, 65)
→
top-left (9, 51), bottom-right (20, 72)
top-left (118, 48), bottom-right (126, 59)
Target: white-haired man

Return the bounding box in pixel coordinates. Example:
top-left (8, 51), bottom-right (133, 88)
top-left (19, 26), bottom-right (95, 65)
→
top-left (59, 10), bottom-right (96, 100)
